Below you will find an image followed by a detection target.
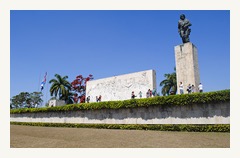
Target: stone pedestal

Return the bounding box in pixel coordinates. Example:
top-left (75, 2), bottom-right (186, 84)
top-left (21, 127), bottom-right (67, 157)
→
top-left (48, 99), bottom-right (65, 107)
top-left (174, 42), bottom-right (200, 94)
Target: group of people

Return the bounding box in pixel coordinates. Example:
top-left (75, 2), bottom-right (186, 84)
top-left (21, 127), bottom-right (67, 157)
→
top-left (146, 88), bottom-right (157, 98)
top-left (179, 82), bottom-right (203, 94)
top-left (85, 95), bottom-right (102, 103)
top-left (131, 88), bottom-right (157, 99)
top-left (186, 84), bottom-right (195, 94)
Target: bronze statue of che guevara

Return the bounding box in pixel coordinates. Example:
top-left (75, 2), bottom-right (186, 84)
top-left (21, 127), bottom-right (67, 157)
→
top-left (178, 14), bottom-right (192, 43)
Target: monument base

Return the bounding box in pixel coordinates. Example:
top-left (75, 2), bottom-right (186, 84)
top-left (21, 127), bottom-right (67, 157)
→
top-left (48, 99), bottom-right (65, 107)
top-left (174, 42), bottom-right (200, 94)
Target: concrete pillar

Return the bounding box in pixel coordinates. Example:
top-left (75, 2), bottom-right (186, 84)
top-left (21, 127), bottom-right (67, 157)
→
top-left (174, 42), bottom-right (200, 94)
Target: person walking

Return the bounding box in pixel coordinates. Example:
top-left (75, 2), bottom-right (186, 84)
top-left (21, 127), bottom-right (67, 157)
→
top-left (191, 85), bottom-right (195, 93)
top-left (198, 83), bottom-right (203, 93)
top-left (152, 88), bottom-right (156, 97)
top-left (86, 96), bottom-right (90, 103)
top-left (131, 91), bottom-right (136, 99)
top-left (138, 91), bottom-right (142, 98)
top-left (98, 95), bottom-right (102, 102)
top-left (149, 89), bottom-right (152, 97)
top-left (179, 82), bottom-right (184, 94)
top-left (146, 91), bottom-right (149, 98)
top-left (96, 96), bottom-right (98, 102)
top-left (187, 84), bottom-right (192, 94)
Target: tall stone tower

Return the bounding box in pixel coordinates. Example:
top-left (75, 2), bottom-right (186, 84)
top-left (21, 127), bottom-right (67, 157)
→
top-left (174, 42), bottom-right (200, 94)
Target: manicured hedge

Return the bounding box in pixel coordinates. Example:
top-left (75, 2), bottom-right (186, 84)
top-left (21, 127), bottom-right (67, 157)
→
top-left (10, 122), bottom-right (230, 132)
top-left (10, 89), bottom-right (230, 114)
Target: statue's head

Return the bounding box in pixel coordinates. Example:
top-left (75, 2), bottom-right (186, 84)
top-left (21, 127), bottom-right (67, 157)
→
top-left (180, 14), bottom-right (185, 20)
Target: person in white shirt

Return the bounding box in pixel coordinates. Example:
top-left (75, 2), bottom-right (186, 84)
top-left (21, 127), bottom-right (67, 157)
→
top-left (198, 83), bottom-right (203, 92)
top-left (179, 82), bottom-right (184, 94)
top-left (191, 85), bottom-right (195, 93)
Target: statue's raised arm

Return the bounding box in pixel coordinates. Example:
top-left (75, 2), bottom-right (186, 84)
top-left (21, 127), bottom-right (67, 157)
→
top-left (178, 14), bottom-right (192, 43)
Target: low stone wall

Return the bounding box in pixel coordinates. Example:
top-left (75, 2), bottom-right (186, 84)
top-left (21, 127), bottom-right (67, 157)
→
top-left (10, 102), bottom-right (230, 124)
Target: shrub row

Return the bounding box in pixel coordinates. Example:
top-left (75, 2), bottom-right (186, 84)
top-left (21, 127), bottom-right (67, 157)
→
top-left (10, 122), bottom-right (230, 132)
top-left (10, 89), bottom-right (230, 114)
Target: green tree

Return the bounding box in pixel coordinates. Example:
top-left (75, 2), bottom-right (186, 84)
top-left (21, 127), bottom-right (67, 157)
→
top-left (159, 68), bottom-right (177, 96)
top-left (49, 74), bottom-right (71, 102)
top-left (30, 92), bottom-right (43, 108)
top-left (10, 92), bottom-right (43, 108)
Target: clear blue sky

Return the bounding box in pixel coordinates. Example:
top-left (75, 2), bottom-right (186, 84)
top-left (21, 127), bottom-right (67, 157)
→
top-left (10, 10), bottom-right (230, 104)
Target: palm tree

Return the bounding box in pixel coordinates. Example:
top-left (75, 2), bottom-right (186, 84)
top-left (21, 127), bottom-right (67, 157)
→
top-left (49, 74), bottom-right (72, 101)
top-left (159, 68), bottom-right (177, 96)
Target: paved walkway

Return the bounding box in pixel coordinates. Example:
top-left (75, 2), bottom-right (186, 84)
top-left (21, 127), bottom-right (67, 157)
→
top-left (11, 125), bottom-right (230, 148)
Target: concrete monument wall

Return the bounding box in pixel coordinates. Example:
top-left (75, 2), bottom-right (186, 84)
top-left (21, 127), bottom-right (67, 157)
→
top-left (10, 102), bottom-right (230, 124)
top-left (175, 42), bottom-right (200, 94)
top-left (86, 70), bottom-right (156, 102)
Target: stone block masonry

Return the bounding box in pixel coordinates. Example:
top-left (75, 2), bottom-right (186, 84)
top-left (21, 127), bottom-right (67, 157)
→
top-left (86, 69), bottom-right (156, 102)
top-left (175, 42), bottom-right (200, 94)
top-left (10, 102), bottom-right (230, 124)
